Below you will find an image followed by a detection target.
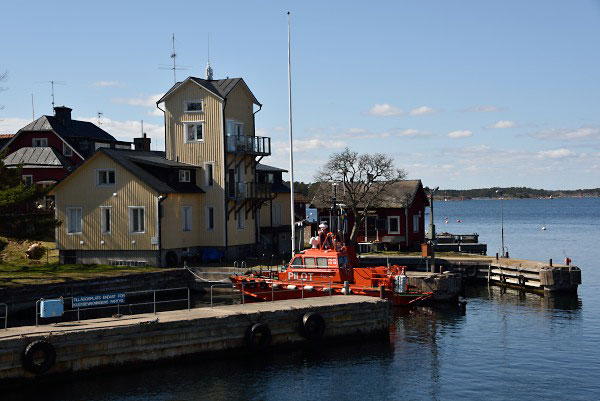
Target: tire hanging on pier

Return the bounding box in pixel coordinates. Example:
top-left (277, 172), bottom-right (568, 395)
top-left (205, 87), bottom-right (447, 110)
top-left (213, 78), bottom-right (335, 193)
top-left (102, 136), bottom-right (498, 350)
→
top-left (518, 274), bottom-right (526, 287)
top-left (300, 312), bottom-right (326, 342)
top-left (245, 322), bottom-right (272, 352)
top-left (464, 265), bottom-right (478, 278)
top-left (22, 340), bottom-right (56, 374)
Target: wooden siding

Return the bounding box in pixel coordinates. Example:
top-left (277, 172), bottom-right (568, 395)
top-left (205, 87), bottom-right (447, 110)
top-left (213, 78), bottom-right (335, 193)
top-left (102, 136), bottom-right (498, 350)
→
top-left (260, 193), bottom-right (291, 228)
top-left (54, 153), bottom-right (159, 251)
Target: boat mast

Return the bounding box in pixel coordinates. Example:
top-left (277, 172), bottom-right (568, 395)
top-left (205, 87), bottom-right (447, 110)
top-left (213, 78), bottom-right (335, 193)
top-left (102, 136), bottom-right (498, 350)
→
top-left (287, 12), bottom-right (296, 257)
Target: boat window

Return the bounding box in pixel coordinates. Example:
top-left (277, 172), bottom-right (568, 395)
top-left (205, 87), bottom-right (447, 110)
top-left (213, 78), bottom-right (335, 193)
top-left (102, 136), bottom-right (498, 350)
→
top-left (291, 257), bottom-right (302, 267)
top-left (304, 257), bottom-right (316, 267)
top-left (317, 257), bottom-right (328, 267)
top-left (338, 256), bottom-right (349, 268)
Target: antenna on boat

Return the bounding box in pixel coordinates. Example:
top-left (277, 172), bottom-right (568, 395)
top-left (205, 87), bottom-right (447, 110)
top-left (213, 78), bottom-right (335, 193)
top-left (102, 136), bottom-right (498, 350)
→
top-left (287, 12), bottom-right (296, 258)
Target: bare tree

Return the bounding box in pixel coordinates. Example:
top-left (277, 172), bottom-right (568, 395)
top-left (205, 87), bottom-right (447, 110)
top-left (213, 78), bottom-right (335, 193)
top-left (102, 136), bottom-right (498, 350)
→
top-left (314, 147), bottom-right (406, 244)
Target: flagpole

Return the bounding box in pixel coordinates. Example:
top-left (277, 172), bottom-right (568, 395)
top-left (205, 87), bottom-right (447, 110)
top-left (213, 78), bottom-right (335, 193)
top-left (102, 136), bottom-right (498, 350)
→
top-left (287, 11), bottom-right (296, 258)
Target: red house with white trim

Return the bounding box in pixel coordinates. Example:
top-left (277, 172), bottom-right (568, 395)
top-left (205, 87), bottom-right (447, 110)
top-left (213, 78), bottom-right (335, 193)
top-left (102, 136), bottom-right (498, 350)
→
top-left (1, 106), bottom-right (130, 185)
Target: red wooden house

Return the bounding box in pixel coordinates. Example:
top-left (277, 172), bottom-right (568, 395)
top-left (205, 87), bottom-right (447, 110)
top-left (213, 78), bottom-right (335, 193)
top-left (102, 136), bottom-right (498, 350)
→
top-left (310, 180), bottom-right (429, 251)
top-left (1, 106), bottom-right (130, 185)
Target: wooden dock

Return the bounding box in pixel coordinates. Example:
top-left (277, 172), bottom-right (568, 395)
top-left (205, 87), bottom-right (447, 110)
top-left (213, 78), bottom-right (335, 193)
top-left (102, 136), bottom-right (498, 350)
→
top-left (0, 296), bottom-right (390, 385)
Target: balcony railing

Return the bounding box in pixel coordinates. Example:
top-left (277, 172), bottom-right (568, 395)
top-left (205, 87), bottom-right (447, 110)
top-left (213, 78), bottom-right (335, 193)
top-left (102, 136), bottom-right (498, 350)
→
top-left (226, 135), bottom-right (271, 156)
top-left (227, 181), bottom-right (272, 201)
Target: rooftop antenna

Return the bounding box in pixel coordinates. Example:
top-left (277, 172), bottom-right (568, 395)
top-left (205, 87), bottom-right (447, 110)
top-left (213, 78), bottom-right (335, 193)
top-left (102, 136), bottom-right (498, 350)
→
top-left (206, 33), bottom-right (213, 80)
top-left (97, 111), bottom-right (103, 125)
top-left (31, 93), bottom-right (35, 121)
top-left (35, 80), bottom-right (66, 111)
top-left (159, 34), bottom-right (190, 84)
top-left (287, 11), bottom-right (296, 258)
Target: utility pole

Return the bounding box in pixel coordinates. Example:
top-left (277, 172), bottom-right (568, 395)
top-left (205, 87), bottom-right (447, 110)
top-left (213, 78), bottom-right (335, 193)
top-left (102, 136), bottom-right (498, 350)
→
top-left (428, 187), bottom-right (439, 272)
top-left (496, 189), bottom-right (505, 257)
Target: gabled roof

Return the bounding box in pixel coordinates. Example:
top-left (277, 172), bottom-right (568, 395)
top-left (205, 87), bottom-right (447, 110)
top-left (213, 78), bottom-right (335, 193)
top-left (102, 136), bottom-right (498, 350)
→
top-left (310, 180), bottom-right (429, 209)
top-left (256, 163), bottom-right (288, 173)
top-left (157, 77), bottom-right (260, 106)
top-left (18, 115), bottom-right (117, 142)
top-left (3, 146), bottom-right (73, 169)
top-left (98, 149), bottom-right (204, 194)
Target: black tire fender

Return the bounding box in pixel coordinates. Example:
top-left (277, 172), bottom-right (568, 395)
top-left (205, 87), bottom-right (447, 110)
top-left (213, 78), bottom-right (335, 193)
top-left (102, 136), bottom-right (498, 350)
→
top-left (518, 274), bottom-right (526, 287)
top-left (22, 340), bottom-right (56, 374)
top-left (245, 322), bottom-right (272, 352)
top-left (301, 312), bottom-right (326, 342)
top-left (165, 251), bottom-right (178, 267)
top-left (465, 265), bottom-right (478, 278)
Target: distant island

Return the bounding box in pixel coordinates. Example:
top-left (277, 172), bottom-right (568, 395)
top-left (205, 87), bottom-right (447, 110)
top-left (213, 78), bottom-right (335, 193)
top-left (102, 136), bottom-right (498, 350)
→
top-left (292, 183), bottom-right (600, 200)
top-left (433, 187), bottom-right (600, 200)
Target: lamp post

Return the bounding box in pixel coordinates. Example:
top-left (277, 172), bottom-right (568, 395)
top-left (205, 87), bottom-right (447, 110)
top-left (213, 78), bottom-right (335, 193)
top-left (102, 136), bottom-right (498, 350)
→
top-left (496, 189), bottom-right (505, 257)
top-left (428, 186), bottom-right (439, 272)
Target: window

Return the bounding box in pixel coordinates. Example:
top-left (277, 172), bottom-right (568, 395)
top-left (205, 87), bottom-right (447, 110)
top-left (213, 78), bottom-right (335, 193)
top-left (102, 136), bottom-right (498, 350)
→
top-left (304, 257), bottom-right (316, 267)
top-left (63, 142), bottom-right (73, 156)
top-left (182, 206), bottom-right (192, 232)
top-left (184, 100), bottom-right (204, 112)
top-left (413, 215), bottom-right (420, 233)
top-left (291, 257), bottom-right (302, 266)
top-left (204, 162), bottom-right (214, 187)
top-left (206, 206), bottom-right (215, 231)
top-left (95, 143), bottom-right (110, 150)
top-left (273, 204), bottom-right (282, 226)
top-left (67, 207), bottom-right (82, 234)
top-left (129, 207), bottom-right (145, 233)
top-left (96, 169), bottom-right (115, 186)
top-left (101, 207), bottom-right (111, 234)
top-left (236, 210), bottom-right (245, 229)
top-left (179, 170), bottom-right (190, 182)
top-left (266, 173), bottom-right (274, 183)
top-left (317, 258), bottom-right (328, 267)
top-left (185, 123), bottom-right (204, 142)
top-left (32, 138), bottom-right (48, 147)
top-left (388, 216), bottom-right (400, 234)
top-left (226, 120), bottom-right (244, 136)
top-left (22, 175), bottom-right (33, 186)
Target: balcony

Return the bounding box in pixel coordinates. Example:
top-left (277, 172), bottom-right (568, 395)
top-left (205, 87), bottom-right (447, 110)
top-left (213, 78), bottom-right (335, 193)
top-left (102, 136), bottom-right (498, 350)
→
top-left (227, 181), bottom-right (272, 201)
top-left (226, 135), bottom-right (271, 156)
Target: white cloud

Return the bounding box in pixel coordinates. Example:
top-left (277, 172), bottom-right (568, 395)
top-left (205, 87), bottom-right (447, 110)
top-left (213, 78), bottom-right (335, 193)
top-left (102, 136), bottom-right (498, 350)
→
top-left (112, 94), bottom-right (162, 107)
top-left (293, 138), bottom-right (346, 152)
top-left (148, 108), bottom-right (164, 117)
top-left (409, 106), bottom-right (435, 116)
top-left (92, 81), bottom-right (124, 88)
top-left (396, 129), bottom-right (432, 137)
top-left (537, 148), bottom-right (575, 159)
top-left (490, 120), bottom-right (515, 129)
top-left (448, 130), bottom-right (473, 139)
top-left (531, 126), bottom-right (600, 141)
top-left (367, 103), bottom-right (404, 116)
top-left (0, 117), bottom-right (33, 135)
top-left (461, 105), bottom-right (502, 113)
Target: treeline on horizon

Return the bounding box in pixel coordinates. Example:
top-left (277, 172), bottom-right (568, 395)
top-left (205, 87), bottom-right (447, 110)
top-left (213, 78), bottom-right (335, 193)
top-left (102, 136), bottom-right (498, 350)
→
top-left (292, 182), bottom-right (600, 200)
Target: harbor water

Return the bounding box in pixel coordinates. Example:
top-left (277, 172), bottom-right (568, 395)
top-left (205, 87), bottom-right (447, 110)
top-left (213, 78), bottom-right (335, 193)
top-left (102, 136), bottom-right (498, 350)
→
top-left (9, 198), bottom-right (600, 400)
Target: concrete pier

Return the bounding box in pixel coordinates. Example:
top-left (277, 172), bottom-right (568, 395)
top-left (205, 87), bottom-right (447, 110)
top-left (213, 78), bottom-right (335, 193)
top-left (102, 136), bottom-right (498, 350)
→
top-left (0, 296), bottom-right (390, 385)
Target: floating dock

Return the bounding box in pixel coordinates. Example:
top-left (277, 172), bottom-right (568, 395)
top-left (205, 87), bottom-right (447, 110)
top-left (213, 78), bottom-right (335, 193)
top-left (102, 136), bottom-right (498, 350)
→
top-left (0, 296), bottom-right (390, 385)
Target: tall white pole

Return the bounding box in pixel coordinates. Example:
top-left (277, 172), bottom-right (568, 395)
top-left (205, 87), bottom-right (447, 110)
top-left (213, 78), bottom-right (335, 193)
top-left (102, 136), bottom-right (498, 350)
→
top-left (287, 12), bottom-right (296, 257)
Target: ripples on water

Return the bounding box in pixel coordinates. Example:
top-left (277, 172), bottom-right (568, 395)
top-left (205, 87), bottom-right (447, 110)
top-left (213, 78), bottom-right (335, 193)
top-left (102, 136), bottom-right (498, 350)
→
top-left (9, 198), bottom-right (600, 401)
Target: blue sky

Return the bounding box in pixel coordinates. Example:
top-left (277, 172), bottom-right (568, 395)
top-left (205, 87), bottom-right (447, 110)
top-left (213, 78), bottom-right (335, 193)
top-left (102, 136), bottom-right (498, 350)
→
top-left (1, 0), bottom-right (599, 189)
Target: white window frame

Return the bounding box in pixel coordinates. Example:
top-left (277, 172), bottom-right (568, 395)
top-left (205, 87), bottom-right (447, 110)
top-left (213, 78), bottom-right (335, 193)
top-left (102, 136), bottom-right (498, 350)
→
top-left (66, 207), bottom-right (83, 235)
top-left (22, 175), bottom-right (33, 186)
top-left (128, 206), bottom-right (146, 234)
top-left (32, 138), bottom-right (48, 147)
top-left (184, 122), bottom-right (204, 143)
top-left (388, 216), bottom-right (401, 234)
top-left (205, 205), bottom-right (215, 231)
top-left (226, 120), bottom-right (244, 136)
top-left (413, 214), bottom-right (420, 233)
top-left (182, 206), bottom-right (192, 232)
top-left (236, 210), bottom-right (245, 230)
top-left (96, 169), bottom-right (116, 187)
top-left (179, 170), bottom-right (190, 183)
top-left (204, 162), bottom-right (214, 187)
top-left (184, 99), bottom-right (204, 113)
top-left (95, 143), bottom-right (111, 150)
top-left (100, 206), bottom-right (112, 235)
top-left (63, 142), bottom-right (73, 156)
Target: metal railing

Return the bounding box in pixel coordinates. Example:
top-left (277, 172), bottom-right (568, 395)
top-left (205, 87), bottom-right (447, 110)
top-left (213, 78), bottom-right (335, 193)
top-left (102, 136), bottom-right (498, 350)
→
top-left (227, 181), bottom-right (271, 200)
top-left (226, 135), bottom-right (271, 156)
top-left (35, 287), bottom-right (190, 327)
top-left (0, 303), bottom-right (7, 330)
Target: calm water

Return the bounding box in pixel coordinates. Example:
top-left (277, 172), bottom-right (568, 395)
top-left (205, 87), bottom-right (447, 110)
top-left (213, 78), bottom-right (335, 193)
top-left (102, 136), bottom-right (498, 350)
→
top-left (10, 198), bottom-right (600, 401)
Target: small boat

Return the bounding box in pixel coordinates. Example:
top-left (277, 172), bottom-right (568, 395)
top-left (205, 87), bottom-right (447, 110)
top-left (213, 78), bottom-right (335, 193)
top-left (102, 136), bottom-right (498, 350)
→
top-left (231, 227), bottom-right (433, 307)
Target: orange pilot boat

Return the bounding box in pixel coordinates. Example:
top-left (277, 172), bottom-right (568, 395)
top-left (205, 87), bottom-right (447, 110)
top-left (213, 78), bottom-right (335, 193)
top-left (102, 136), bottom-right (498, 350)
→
top-left (231, 226), bottom-right (433, 306)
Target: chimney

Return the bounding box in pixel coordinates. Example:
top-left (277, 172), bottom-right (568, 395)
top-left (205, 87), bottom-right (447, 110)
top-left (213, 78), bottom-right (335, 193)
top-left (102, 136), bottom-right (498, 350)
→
top-left (134, 133), bottom-right (151, 151)
top-left (206, 62), bottom-right (213, 80)
top-left (54, 106), bottom-right (73, 128)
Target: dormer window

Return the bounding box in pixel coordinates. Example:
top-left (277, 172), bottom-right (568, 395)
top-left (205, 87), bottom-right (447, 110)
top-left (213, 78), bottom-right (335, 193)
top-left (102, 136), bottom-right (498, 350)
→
top-left (63, 142), bottom-right (73, 156)
top-left (179, 170), bottom-right (190, 182)
top-left (185, 122), bottom-right (204, 142)
top-left (184, 100), bottom-right (204, 113)
top-left (32, 138), bottom-right (48, 147)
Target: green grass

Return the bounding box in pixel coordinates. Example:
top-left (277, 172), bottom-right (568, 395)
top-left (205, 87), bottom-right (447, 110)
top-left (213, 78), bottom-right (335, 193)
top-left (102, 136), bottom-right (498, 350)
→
top-left (0, 237), bottom-right (161, 287)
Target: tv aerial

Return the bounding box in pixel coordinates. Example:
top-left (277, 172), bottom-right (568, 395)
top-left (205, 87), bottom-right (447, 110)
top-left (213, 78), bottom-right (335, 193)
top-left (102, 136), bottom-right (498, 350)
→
top-left (35, 80), bottom-right (67, 110)
top-left (159, 33), bottom-right (190, 84)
